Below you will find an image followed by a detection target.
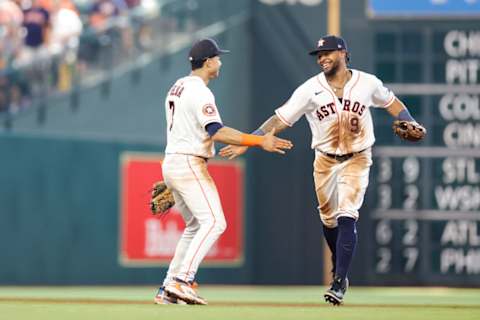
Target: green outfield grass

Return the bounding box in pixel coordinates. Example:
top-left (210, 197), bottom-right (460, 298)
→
top-left (0, 286), bottom-right (479, 320)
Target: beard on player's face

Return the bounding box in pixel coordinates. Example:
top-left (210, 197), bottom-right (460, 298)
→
top-left (324, 60), bottom-right (340, 76)
top-left (318, 51), bottom-right (341, 76)
top-left (319, 52), bottom-right (342, 76)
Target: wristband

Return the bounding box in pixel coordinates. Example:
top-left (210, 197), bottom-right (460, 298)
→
top-left (240, 134), bottom-right (264, 146)
top-left (397, 109), bottom-right (415, 122)
top-left (252, 128), bottom-right (265, 136)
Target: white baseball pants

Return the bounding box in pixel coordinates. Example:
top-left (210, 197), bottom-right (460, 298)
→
top-left (313, 148), bottom-right (372, 228)
top-left (161, 154), bottom-right (226, 285)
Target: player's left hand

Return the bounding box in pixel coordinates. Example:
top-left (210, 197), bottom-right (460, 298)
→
top-left (150, 181), bottom-right (175, 216)
top-left (220, 145), bottom-right (249, 159)
top-left (392, 120), bottom-right (426, 142)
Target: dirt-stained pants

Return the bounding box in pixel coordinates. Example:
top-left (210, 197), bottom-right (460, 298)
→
top-left (313, 148), bottom-right (372, 228)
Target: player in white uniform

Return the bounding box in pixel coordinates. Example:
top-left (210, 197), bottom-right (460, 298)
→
top-left (220, 35), bottom-right (425, 305)
top-left (154, 38), bottom-right (293, 305)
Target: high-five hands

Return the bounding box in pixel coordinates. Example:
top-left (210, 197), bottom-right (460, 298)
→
top-left (219, 129), bottom-right (293, 159)
top-left (261, 129), bottom-right (293, 154)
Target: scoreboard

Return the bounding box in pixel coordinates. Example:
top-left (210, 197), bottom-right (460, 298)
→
top-left (366, 148), bottom-right (480, 285)
top-left (363, 27), bottom-right (480, 286)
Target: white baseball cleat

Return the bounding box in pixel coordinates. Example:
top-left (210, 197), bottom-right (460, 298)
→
top-left (164, 279), bottom-right (208, 305)
top-left (154, 286), bottom-right (187, 305)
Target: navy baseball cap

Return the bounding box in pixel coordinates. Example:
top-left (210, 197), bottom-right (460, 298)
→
top-left (188, 38), bottom-right (230, 62)
top-left (309, 35), bottom-right (348, 55)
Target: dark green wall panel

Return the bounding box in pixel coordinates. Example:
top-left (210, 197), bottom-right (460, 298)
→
top-left (0, 135), bottom-right (254, 284)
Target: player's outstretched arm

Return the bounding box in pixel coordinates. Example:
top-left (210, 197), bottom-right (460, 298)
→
top-left (257, 114), bottom-right (290, 135)
top-left (219, 115), bottom-right (290, 159)
top-left (385, 98), bottom-right (410, 118)
top-left (212, 126), bottom-right (293, 154)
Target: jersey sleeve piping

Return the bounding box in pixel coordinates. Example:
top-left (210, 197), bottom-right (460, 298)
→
top-left (381, 95), bottom-right (396, 108)
top-left (275, 109), bottom-right (293, 127)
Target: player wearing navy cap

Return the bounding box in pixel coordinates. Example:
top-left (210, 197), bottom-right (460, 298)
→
top-left (154, 38), bottom-right (293, 305)
top-left (220, 34), bottom-right (425, 305)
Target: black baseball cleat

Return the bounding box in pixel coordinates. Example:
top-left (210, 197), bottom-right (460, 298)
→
top-left (324, 276), bottom-right (349, 306)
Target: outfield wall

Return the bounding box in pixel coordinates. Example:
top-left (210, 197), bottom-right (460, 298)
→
top-left (1, 0), bottom-right (479, 286)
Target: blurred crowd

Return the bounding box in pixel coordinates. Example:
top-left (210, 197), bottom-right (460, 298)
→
top-left (0, 0), bottom-right (160, 114)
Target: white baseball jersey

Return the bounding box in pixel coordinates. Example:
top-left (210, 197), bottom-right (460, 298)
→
top-left (275, 69), bottom-right (395, 155)
top-left (164, 75), bottom-right (223, 158)
top-left (161, 75), bottom-right (227, 284)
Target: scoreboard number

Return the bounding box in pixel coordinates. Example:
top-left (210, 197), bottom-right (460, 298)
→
top-left (403, 185), bottom-right (419, 210)
top-left (402, 220), bottom-right (419, 245)
top-left (403, 247), bottom-right (419, 273)
top-left (376, 247), bottom-right (392, 274)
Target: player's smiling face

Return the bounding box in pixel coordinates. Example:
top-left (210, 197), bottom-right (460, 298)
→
top-left (317, 50), bottom-right (342, 76)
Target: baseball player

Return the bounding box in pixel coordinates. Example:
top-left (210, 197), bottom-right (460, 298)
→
top-left (154, 38), bottom-right (293, 305)
top-left (220, 35), bottom-right (425, 305)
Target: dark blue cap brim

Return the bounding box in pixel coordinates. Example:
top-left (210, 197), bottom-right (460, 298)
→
top-left (309, 48), bottom-right (341, 55)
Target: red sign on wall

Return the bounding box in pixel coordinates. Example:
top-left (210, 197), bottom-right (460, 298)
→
top-left (119, 152), bottom-right (245, 267)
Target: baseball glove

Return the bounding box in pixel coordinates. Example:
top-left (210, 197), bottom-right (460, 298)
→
top-left (392, 120), bottom-right (426, 142)
top-left (150, 181), bottom-right (175, 215)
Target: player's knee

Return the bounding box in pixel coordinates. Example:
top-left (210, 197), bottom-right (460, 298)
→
top-left (198, 215), bottom-right (226, 235)
top-left (337, 215), bottom-right (357, 233)
top-left (338, 216), bottom-right (355, 222)
top-left (214, 216), bottom-right (227, 234)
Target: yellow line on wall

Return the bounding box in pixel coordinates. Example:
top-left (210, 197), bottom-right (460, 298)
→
top-left (327, 0), bottom-right (340, 35)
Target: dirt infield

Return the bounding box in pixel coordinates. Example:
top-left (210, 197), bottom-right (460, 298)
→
top-left (1, 297), bottom-right (478, 309)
